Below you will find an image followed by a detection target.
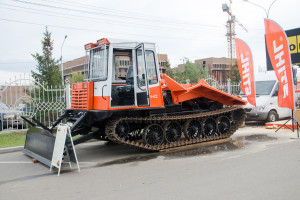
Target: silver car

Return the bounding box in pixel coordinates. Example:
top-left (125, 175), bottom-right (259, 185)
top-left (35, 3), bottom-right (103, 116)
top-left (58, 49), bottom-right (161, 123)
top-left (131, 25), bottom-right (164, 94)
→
top-left (241, 80), bottom-right (291, 122)
top-left (0, 102), bottom-right (22, 131)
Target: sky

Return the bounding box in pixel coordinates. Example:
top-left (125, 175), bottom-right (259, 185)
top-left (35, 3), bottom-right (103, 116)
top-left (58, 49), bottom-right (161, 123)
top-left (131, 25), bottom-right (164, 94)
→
top-left (0, 0), bottom-right (299, 84)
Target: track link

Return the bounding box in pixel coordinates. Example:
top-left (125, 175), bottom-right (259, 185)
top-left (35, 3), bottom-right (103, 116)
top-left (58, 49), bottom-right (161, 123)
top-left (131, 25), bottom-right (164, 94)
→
top-left (105, 106), bottom-right (245, 152)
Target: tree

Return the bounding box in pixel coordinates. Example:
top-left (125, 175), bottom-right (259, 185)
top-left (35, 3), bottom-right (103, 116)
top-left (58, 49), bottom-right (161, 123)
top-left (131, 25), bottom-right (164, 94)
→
top-left (184, 61), bottom-right (208, 83)
top-left (170, 60), bottom-right (208, 84)
top-left (31, 27), bottom-right (62, 88)
top-left (228, 62), bottom-right (241, 83)
top-left (70, 72), bottom-right (84, 85)
top-left (165, 59), bottom-right (171, 68)
top-left (165, 59), bottom-right (174, 77)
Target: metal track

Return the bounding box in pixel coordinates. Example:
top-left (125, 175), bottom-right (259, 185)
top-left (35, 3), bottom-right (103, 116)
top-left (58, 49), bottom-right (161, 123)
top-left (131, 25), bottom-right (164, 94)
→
top-left (105, 106), bottom-right (245, 152)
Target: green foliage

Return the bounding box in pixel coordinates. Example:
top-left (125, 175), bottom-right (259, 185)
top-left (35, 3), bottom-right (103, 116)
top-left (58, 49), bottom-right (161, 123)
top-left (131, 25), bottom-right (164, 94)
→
top-left (165, 59), bottom-right (171, 68)
top-left (0, 131), bottom-right (27, 148)
top-left (70, 72), bottom-right (84, 85)
top-left (229, 62), bottom-right (241, 83)
top-left (170, 60), bottom-right (208, 84)
top-left (31, 27), bottom-right (62, 88)
top-left (164, 59), bottom-right (173, 77)
top-left (0, 130), bottom-right (77, 148)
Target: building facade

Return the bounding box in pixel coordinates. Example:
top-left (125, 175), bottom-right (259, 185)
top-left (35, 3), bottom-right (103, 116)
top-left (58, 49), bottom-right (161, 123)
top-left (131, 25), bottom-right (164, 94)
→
top-left (60, 56), bottom-right (86, 81)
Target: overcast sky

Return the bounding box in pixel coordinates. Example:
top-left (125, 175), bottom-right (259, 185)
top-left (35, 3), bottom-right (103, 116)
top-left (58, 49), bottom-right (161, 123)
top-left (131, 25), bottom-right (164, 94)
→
top-left (0, 0), bottom-right (299, 84)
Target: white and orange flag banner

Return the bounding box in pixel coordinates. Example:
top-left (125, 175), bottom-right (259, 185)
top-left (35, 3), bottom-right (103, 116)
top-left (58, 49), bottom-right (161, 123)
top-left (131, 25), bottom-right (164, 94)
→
top-left (264, 19), bottom-right (295, 110)
top-left (235, 38), bottom-right (256, 106)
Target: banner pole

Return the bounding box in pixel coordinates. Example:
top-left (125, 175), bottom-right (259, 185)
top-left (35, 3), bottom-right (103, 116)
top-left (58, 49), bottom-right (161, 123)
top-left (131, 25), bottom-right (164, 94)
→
top-left (292, 110), bottom-right (294, 132)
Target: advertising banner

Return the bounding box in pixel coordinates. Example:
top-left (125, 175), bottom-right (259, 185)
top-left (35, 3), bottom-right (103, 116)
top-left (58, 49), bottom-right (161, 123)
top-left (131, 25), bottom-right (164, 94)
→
top-left (286, 27), bottom-right (300, 64)
top-left (235, 38), bottom-right (256, 106)
top-left (267, 27), bottom-right (300, 70)
top-left (264, 19), bottom-right (295, 110)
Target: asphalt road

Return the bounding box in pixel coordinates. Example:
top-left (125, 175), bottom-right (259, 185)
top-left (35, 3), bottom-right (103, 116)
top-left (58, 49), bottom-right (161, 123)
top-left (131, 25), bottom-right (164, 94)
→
top-left (0, 126), bottom-right (300, 200)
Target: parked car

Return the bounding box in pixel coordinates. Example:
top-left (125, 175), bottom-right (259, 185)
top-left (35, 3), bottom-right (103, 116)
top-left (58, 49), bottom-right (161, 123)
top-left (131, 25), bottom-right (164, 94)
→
top-left (0, 102), bottom-right (23, 131)
top-left (240, 71), bottom-right (294, 122)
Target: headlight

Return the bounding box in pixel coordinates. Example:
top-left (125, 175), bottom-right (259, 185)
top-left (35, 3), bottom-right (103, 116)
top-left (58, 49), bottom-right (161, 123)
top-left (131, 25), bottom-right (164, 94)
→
top-left (3, 114), bottom-right (15, 119)
top-left (255, 106), bottom-right (265, 112)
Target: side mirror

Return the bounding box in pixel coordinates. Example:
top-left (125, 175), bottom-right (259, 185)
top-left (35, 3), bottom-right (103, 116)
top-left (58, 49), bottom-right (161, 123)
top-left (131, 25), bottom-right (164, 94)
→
top-left (142, 74), bottom-right (145, 80)
top-left (272, 90), bottom-right (278, 97)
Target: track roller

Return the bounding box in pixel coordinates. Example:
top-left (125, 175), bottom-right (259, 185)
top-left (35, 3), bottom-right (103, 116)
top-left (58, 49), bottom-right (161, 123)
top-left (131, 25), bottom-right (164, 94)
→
top-left (202, 118), bottom-right (217, 137)
top-left (216, 116), bottom-right (231, 135)
top-left (143, 124), bottom-right (164, 146)
top-left (115, 121), bottom-right (129, 140)
top-left (183, 119), bottom-right (202, 139)
top-left (163, 121), bottom-right (182, 143)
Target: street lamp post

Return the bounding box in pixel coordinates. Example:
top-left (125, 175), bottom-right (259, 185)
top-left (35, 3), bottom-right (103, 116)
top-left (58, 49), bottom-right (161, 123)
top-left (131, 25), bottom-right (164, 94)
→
top-left (61, 35), bottom-right (67, 86)
top-left (243, 0), bottom-right (278, 18)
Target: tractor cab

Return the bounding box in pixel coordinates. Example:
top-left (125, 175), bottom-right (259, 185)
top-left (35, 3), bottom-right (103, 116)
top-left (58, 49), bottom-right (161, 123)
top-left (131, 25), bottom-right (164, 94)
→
top-left (74, 38), bottom-right (164, 111)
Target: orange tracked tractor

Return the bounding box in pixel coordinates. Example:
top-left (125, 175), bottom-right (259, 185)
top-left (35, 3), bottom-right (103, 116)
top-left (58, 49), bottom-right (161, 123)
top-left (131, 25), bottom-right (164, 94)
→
top-left (22, 38), bottom-right (247, 166)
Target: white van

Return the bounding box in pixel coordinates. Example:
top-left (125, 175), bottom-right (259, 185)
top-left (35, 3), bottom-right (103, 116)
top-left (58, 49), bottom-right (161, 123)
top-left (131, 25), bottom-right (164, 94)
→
top-left (241, 71), bottom-right (292, 122)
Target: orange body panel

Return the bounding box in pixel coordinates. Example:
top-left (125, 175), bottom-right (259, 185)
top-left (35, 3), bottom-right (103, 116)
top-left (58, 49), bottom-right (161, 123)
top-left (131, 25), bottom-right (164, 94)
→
top-left (71, 82), bottom-right (94, 110)
top-left (93, 85), bottom-right (164, 110)
top-left (162, 74), bottom-right (247, 106)
top-left (148, 86), bottom-right (164, 108)
top-left (93, 96), bottom-right (110, 110)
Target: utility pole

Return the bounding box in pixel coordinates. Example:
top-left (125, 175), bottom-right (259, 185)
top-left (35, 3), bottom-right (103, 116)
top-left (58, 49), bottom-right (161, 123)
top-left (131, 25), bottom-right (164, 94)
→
top-left (243, 0), bottom-right (278, 18)
top-left (61, 35), bottom-right (67, 86)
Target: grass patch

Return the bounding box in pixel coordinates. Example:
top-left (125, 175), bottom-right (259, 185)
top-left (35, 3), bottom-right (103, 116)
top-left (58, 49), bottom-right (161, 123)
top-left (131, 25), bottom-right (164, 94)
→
top-left (0, 131), bottom-right (27, 148)
top-left (0, 130), bottom-right (83, 148)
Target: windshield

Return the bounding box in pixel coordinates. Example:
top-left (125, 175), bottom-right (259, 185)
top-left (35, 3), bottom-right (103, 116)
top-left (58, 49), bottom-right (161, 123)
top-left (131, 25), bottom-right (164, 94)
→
top-left (240, 80), bottom-right (276, 95)
top-left (88, 46), bottom-right (108, 81)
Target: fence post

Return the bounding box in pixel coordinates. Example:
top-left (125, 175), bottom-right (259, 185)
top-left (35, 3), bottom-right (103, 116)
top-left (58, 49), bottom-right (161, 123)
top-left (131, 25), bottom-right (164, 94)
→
top-left (227, 78), bottom-right (231, 94)
top-left (66, 82), bottom-right (71, 109)
top-left (0, 85), bottom-right (2, 102)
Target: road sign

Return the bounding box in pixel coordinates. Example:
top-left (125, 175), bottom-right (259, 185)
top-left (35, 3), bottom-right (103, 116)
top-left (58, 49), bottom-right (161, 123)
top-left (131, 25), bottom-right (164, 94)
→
top-left (211, 82), bottom-right (217, 88)
top-left (50, 124), bottom-right (80, 176)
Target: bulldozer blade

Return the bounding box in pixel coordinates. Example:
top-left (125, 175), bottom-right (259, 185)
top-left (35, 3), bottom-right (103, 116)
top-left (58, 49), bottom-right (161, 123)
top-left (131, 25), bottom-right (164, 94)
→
top-left (23, 126), bottom-right (55, 167)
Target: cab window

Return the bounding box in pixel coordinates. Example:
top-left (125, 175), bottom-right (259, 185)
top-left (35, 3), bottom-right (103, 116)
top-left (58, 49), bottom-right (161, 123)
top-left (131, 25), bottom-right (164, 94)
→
top-left (112, 49), bottom-right (132, 82)
top-left (145, 50), bottom-right (158, 85)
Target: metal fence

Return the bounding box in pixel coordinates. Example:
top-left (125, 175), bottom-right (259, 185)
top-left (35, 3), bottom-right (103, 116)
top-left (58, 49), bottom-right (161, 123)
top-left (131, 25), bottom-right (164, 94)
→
top-left (204, 75), bottom-right (241, 95)
top-left (0, 75), bottom-right (70, 132)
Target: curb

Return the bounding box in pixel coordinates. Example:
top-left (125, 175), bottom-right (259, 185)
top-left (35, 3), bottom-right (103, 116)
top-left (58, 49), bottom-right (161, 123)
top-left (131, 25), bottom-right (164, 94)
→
top-left (0, 146), bottom-right (23, 154)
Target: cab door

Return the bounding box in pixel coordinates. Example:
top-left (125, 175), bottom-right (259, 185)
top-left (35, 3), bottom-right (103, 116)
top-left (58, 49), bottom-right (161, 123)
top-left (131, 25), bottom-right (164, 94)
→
top-left (135, 43), bottom-right (150, 106)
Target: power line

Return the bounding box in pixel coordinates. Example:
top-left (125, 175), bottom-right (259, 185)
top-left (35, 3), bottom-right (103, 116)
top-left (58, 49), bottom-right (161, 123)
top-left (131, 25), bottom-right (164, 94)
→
top-left (9, 0), bottom-right (223, 28)
top-left (0, 61), bottom-right (35, 64)
top-left (0, 3), bottom-right (223, 33)
top-left (39, 0), bottom-right (172, 20)
top-left (0, 17), bottom-right (208, 40)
